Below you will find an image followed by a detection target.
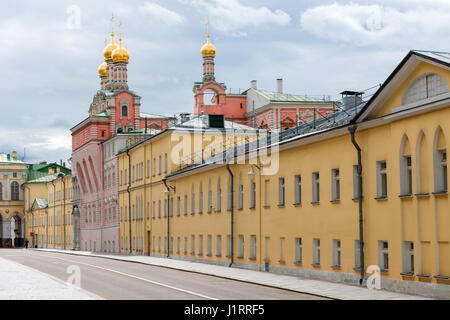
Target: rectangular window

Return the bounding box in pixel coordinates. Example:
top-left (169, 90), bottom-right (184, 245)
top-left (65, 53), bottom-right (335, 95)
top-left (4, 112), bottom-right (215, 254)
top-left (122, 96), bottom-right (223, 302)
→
top-left (278, 177), bottom-right (285, 206)
top-left (313, 238), bottom-right (320, 265)
top-left (158, 200), bottom-right (161, 218)
top-left (217, 186), bottom-right (221, 212)
top-left (378, 241), bottom-right (389, 271)
top-left (279, 237), bottom-right (285, 263)
top-left (132, 165), bottom-right (135, 182)
top-left (152, 158), bottom-right (156, 176)
top-left (147, 202), bottom-right (150, 219)
top-left (158, 237), bottom-right (161, 253)
top-left (164, 153), bottom-right (168, 173)
top-left (147, 160), bottom-right (150, 178)
top-left (184, 237), bottom-right (188, 255)
top-left (191, 192), bottom-right (195, 214)
top-left (170, 237), bottom-right (173, 254)
top-left (227, 183), bottom-right (232, 211)
top-left (177, 196), bottom-right (181, 216)
top-left (250, 180), bottom-right (256, 209)
top-left (164, 199), bottom-right (167, 218)
top-left (250, 235), bottom-right (257, 260)
top-left (238, 183), bottom-right (243, 210)
top-left (331, 169), bottom-right (340, 201)
top-left (191, 235), bottom-right (195, 255)
top-left (332, 239), bottom-right (341, 268)
top-left (207, 190), bottom-right (212, 213)
top-left (295, 237), bottom-right (302, 264)
top-left (294, 175), bottom-right (301, 205)
top-left (199, 189), bottom-right (203, 214)
top-left (158, 156), bottom-right (162, 175)
top-left (216, 235), bottom-right (222, 257)
top-left (377, 161), bottom-right (388, 198)
top-left (312, 172), bottom-right (320, 203)
top-left (184, 195), bottom-right (188, 215)
top-left (438, 149), bottom-right (448, 192)
top-left (227, 235), bottom-right (232, 258)
top-left (238, 235), bottom-right (244, 258)
top-left (264, 179), bottom-right (270, 207)
top-left (177, 237), bottom-right (180, 254)
top-left (124, 169), bottom-right (127, 184)
top-left (402, 241), bottom-right (414, 274)
top-left (170, 197), bottom-right (173, 217)
top-left (207, 235), bottom-right (212, 256)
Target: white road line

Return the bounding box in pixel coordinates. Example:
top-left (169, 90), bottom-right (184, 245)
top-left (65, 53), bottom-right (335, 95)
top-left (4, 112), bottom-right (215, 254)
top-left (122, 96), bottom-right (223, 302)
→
top-left (49, 255), bottom-right (219, 300)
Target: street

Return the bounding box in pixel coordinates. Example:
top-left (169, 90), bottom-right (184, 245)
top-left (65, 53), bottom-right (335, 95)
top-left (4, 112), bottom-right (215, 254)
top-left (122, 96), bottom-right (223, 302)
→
top-left (0, 249), bottom-right (328, 300)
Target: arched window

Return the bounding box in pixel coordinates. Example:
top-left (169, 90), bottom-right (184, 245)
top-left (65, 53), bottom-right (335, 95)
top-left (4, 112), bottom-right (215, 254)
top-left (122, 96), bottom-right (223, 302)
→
top-left (399, 135), bottom-right (412, 196)
top-left (122, 105), bottom-right (128, 117)
top-left (11, 181), bottom-right (19, 200)
top-left (402, 73), bottom-right (448, 105)
top-left (434, 127), bottom-right (447, 193)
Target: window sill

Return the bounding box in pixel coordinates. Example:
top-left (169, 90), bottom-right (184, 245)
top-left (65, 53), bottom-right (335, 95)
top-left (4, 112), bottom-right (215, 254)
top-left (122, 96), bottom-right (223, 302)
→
top-left (207, 211), bottom-right (212, 214)
top-left (311, 201), bottom-right (320, 205)
top-left (206, 253), bottom-right (212, 257)
top-left (249, 207), bottom-right (256, 210)
top-left (380, 269), bottom-right (389, 274)
top-left (237, 208), bottom-right (243, 211)
top-left (434, 275), bottom-right (449, 280)
top-left (330, 199), bottom-right (340, 204)
top-left (294, 261), bottom-right (302, 266)
top-left (352, 196), bottom-right (362, 202)
top-left (414, 193), bottom-right (430, 198)
top-left (277, 204), bottom-right (285, 208)
top-left (278, 259), bottom-right (286, 264)
top-left (400, 272), bottom-right (414, 277)
top-left (216, 254), bottom-right (222, 258)
top-left (416, 274), bottom-right (431, 279)
top-left (432, 191), bottom-right (448, 196)
top-left (293, 203), bottom-right (302, 207)
top-left (374, 196), bottom-right (388, 201)
top-left (353, 267), bottom-right (362, 272)
top-left (311, 263), bottom-right (321, 268)
top-left (398, 194), bottom-right (413, 198)
top-left (263, 205), bottom-right (271, 209)
top-left (264, 259), bottom-right (271, 263)
top-left (237, 255), bottom-right (244, 259)
top-left (214, 210), bottom-right (221, 213)
top-left (331, 265), bottom-right (341, 270)
top-left (249, 257), bottom-right (256, 261)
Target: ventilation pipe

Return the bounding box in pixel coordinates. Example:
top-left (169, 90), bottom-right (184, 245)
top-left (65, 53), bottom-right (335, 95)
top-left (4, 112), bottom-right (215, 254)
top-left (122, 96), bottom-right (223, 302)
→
top-left (277, 78), bottom-right (283, 94)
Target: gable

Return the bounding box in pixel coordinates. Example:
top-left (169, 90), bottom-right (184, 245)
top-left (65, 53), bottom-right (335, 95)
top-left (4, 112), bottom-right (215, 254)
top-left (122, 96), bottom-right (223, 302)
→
top-left (356, 51), bottom-right (450, 122)
top-left (374, 61), bottom-right (449, 118)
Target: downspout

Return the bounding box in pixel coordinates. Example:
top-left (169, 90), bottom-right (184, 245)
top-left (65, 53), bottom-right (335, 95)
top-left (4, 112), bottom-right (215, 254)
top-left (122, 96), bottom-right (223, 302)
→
top-left (62, 177), bottom-right (66, 250)
top-left (126, 149), bottom-right (132, 254)
top-left (162, 179), bottom-right (170, 258)
top-left (51, 180), bottom-right (56, 249)
top-left (348, 125), bottom-right (365, 285)
top-left (226, 163), bottom-right (234, 267)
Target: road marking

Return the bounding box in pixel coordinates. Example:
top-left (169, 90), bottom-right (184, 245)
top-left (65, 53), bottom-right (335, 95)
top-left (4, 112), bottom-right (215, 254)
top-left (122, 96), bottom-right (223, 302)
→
top-left (49, 255), bottom-right (218, 300)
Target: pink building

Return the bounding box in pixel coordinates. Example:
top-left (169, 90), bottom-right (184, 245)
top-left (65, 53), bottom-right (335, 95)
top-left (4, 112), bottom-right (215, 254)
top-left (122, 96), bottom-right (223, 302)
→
top-left (71, 26), bottom-right (170, 253)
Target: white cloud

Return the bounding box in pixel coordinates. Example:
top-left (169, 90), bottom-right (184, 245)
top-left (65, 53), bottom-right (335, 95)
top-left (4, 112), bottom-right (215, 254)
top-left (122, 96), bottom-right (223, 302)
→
top-left (139, 1), bottom-right (186, 25)
top-left (183, 0), bottom-right (291, 36)
top-left (299, 2), bottom-right (450, 47)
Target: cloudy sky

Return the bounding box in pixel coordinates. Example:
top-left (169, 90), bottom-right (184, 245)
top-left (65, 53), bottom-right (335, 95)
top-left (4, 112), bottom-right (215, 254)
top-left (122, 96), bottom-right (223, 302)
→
top-left (0, 0), bottom-right (449, 165)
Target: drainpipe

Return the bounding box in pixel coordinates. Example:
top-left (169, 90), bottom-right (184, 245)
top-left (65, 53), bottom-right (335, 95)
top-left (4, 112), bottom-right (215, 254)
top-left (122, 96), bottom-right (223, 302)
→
top-left (226, 163), bottom-right (234, 267)
top-left (348, 125), bottom-right (365, 285)
top-left (51, 180), bottom-right (56, 249)
top-left (162, 179), bottom-right (171, 258)
top-left (61, 176), bottom-right (66, 250)
top-left (126, 149), bottom-right (132, 254)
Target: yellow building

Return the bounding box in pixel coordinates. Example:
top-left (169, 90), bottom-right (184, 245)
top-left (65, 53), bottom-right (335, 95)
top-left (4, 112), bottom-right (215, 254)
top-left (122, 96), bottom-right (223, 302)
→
top-left (24, 171), bottom-right (75, 249)
top-left (0, 151), bottom-right (27, 247)
top-left (117, 50), bottom-right (450, 298)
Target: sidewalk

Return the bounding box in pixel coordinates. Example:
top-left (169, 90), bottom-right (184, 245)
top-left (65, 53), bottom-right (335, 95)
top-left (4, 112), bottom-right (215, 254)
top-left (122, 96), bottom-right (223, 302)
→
top-left (35, 248), bottom-right (433, 300)
top-left (0, 256), bottom-right (100, 300)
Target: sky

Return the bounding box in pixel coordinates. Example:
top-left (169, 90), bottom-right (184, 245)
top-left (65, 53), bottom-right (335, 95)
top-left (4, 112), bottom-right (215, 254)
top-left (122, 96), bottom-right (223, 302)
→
top-left (0, 0), bottom-right (449, 166)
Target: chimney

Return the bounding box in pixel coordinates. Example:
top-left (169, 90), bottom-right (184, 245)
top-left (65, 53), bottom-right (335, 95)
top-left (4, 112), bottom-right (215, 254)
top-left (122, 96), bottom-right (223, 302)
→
top-left (12, 151), bottom-right (17, 159)
top-left (277, 78), bottom-right (283, 94)
top-left (250, 80), bottom-right (257, 90)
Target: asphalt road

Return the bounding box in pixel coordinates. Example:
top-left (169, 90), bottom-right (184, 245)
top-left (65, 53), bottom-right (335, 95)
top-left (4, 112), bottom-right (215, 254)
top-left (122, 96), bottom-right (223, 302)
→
top-left (0, 249), bottom-right (328, 300)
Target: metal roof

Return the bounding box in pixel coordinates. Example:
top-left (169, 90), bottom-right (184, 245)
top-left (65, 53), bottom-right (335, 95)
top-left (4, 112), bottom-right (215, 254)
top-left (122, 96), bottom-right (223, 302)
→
top-left (175, 114), bottom-right (258, 130)
top-left (25, 172), bottom-right (61, 184)
top-left (412, 50), bottom-right (450, 66)
top-left (254, 89), bottom-right (333, 103)
top-left (34, 198), bottom-right (48, 209)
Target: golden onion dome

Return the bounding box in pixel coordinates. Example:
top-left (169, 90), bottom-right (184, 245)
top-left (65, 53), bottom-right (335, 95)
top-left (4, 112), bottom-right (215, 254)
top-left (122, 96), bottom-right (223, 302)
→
top-left (103, 35), bottom-right (118, 61)
top-left (98, 61), bottom-right (107, 77)
top-left (112, 39), bottom-right (129, 63)
top-left (201, 36), bottom-right (216, 58)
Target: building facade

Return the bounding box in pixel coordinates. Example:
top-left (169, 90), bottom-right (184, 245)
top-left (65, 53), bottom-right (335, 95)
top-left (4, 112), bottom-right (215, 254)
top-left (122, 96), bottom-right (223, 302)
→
top-left (117, 50), bottom-right (450, 298)
top-left (0, 152), bottom-right (27, 247)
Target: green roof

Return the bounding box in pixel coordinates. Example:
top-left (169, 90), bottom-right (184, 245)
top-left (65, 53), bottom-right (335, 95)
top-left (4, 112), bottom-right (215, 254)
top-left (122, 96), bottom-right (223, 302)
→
top-left (26, 173), bottom-right (61, 184)
top-left (34, 198), bottom-right (48, 209)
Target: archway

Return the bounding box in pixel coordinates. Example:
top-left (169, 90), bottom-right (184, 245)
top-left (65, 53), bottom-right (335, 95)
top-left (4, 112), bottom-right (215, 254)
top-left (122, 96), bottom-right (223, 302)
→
top-left (11, 214), bottom-right (24, 247)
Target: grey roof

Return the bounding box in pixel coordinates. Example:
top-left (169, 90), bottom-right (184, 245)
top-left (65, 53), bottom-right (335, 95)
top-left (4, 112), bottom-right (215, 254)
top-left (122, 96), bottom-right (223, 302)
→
top-left (175, 115), bottom-right (258, 130)
top-left (254, 89), bottom-right (333, 103)
top-left (34, 198), bottom-right (48, 209)
top-left (412, 50), bottom-right (450, 65)
top-left (26, 172), bottom-right (61, 184)
top-left (140, 112), bottom-right (171, 119)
